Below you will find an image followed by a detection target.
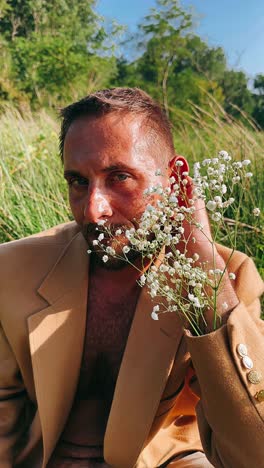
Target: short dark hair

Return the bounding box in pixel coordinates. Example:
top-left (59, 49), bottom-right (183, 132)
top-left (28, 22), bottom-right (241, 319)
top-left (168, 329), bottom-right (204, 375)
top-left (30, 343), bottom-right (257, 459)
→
top-left (59, 87), bottom-right (175, 161)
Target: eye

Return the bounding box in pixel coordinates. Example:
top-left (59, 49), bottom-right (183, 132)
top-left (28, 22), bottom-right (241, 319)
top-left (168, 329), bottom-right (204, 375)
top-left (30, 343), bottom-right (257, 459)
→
top-left (67, 176), bottom-right (88, 188)
top-left (111, 173), bottom-right (130, 182)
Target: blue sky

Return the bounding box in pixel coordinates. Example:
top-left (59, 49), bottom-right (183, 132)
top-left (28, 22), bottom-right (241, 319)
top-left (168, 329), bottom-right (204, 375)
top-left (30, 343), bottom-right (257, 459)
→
top-left (97, 0), bottom-right (264, 80)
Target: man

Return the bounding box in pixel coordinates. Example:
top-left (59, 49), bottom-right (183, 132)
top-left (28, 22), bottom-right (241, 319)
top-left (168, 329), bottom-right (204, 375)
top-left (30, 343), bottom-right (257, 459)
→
top-left (0, 87), bottom-right (263, 468)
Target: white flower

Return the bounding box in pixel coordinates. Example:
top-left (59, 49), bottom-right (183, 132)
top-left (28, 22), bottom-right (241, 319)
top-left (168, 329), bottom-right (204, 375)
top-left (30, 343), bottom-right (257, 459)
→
top-left (123, 246), bottom-right (130, 254)
top-left (97, 219), bottom-right (106, 226)
top-left (253, 208), bottom-right (260, 217)
top-left (140, 274), bottom-right (146, 285)
top-left (206, 201), bottom-right (217, 211)
top-left (125, 229), bottom-right (134, 239)
top-left (87, 249), bottom-right (92, 254)
top-left (188, 280), bottom-right (196, 287)
top-left (188, 293), bottom-right (202, 308)
top-left (98, 233), bottom-right (104, 241)
top-left (115, 229), bottom-right (122, 235)
top-left (146, 204), bottom-right (155, 212)
top-left (219, 150), bottom-right (231, 161)
top-left (106, 246), bottom-right (116, 255)
top-left (151, 311), bottom-right (159, 320)
top-left (221, 184), bottom-right (227, 194)
top-left (176, 160), bottom-right (184, 167)
top-left (211, 212), bottom-right (222, 222)
top-left (93, 240), bottom-right (99, 246)
top-left (245, 172), bottom-right (253, 178)
top-left (175, 213), bottom-right (184, 221)
top-left (212, 158), bottom-right (219, 165)
top-left (242, 159), bottom-right (251, 166)
top-left (214, 196), bottom-right (222, 204)
top-left (229, 272), bottom-right (236, 280)
top-left (218, 150), bottom-right (229, 159)
top-left (214, 269), bottom-right (223, 275)
top-left (193, 253), bottom-right (199, 262)
top-left (193, 297), bottom-right (202, 308)
top-left (218, 164), bottom-right (226, 174)
top-left (102, 255), bottom-right (109, 263)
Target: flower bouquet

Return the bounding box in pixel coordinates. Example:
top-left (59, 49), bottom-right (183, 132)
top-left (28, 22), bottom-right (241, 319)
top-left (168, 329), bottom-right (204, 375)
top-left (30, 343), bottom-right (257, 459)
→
top-left (89, 151), bottom-right (261, 336)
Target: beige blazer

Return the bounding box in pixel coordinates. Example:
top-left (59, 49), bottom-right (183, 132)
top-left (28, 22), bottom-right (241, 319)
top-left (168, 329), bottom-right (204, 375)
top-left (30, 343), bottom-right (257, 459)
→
top-left (0, 221), bottom-right (263, 468)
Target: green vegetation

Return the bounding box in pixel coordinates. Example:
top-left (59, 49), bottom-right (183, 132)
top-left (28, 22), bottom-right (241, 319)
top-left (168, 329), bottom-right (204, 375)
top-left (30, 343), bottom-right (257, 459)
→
top-left (0, 0), bottom-right (263, 127)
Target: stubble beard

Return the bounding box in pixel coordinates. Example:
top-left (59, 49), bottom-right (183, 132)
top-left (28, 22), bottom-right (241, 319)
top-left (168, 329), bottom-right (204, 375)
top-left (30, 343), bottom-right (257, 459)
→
top-left (81, 222), bottom-right (142, 270)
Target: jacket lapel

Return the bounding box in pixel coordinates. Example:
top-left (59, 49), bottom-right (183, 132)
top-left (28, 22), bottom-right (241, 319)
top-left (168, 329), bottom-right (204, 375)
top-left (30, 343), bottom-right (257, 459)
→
top-left (104, 259), bottom-right (184, 467)
top-left (27, 231), bottom-right (89, 467)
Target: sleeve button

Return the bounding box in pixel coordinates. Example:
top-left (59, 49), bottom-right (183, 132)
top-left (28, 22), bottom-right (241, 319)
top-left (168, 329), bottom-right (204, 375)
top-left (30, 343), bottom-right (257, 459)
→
top-left (242, 356), bottom-right (253, 369)
top-left (254, 390), bottom-right (264, 403)
top-left (237, 344), bottom-right (248, 357)
top-left (247, 370), bottom-right (262, 384)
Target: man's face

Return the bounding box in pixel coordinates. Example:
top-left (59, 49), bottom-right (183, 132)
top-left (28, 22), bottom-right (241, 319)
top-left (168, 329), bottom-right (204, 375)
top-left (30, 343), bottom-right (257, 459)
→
top-left (63, 112), bottom-right (170, 268)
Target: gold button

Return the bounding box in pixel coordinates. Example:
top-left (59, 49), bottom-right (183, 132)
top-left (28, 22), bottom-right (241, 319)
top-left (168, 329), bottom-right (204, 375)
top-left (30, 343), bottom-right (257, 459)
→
top-left (247, 370), bottom-right (262, 385)
top-left (254, 390), bottom-right (264, 403)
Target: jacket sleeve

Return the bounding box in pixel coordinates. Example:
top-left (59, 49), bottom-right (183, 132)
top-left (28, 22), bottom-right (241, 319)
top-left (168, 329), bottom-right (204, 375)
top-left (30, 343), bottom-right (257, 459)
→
top-left (0, 324), bottom-right (33, 467)
top-left (185, 256), bottom-right (264, 468)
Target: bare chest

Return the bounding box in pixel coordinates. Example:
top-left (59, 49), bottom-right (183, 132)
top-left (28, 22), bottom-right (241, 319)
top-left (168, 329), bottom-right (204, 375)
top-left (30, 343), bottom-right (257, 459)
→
top-left (77, 279), bottom-right (140, 397)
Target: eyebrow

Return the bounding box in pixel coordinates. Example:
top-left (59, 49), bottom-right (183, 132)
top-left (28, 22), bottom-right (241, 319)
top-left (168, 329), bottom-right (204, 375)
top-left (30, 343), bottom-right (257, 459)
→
top-left (64, 170), bottom-right (86, 179)
top-left (64, 163), bottom-right (136, 179)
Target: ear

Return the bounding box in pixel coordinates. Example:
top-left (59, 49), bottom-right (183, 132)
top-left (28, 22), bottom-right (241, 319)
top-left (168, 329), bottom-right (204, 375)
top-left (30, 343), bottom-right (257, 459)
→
top-left (169, 155), bottom-right (189, 179)
top-left (169, 155), bottom-right (191, 206)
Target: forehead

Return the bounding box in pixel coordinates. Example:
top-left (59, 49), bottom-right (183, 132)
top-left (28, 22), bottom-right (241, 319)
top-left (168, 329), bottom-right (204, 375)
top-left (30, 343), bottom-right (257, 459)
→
top-left (64, 113), bottom-right (147, 154)
top-left (63, 112), bottom-right (167, 171)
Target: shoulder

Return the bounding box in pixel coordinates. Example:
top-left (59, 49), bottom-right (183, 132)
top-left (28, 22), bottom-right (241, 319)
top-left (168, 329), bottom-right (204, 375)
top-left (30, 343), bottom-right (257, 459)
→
top-left (0, 221), bottom-right (81, 275)
top-left (217, 243), bottom-right (264, 304)
top-left (0, 221), bottom-right (80, 252)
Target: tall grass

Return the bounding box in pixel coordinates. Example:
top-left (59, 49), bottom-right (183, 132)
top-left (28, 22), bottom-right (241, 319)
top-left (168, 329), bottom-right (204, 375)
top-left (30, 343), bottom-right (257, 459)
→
top-left (0, 102), bottom-right (263, 278)
top-left (0, 106), bottom-right (70, 242)
top-left (171, 98), bottom-right (264, 275)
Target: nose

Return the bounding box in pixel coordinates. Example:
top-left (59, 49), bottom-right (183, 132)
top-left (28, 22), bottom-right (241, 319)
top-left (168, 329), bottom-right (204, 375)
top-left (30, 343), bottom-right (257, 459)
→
top-left (83, 187), bottom-right (113, 224)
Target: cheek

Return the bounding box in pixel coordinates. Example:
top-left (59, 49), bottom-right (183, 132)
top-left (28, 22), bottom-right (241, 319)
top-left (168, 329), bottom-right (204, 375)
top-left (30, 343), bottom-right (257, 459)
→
top-left (117, 188), bottom-right (152, 219)
top-left (68, 193), bottom-right (85, 223)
